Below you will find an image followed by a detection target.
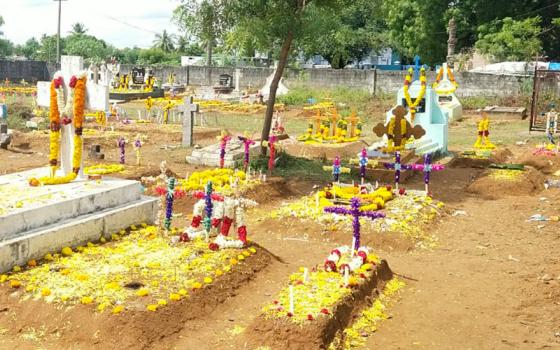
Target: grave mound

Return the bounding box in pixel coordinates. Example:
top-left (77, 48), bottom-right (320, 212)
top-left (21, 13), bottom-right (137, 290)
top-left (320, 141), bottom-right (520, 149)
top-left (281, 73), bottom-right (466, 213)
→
top-left (467, 166), bottom-right (544, 199)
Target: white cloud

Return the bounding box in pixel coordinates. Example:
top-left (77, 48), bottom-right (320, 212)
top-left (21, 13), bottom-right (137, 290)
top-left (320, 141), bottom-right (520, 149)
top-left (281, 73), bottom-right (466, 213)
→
top-left (0, 0), bottom-right (181, 48)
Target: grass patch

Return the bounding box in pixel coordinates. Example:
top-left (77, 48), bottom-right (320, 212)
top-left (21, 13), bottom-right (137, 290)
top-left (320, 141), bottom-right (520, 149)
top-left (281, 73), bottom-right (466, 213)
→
top-left (250, 152), bottom-right (337, 182)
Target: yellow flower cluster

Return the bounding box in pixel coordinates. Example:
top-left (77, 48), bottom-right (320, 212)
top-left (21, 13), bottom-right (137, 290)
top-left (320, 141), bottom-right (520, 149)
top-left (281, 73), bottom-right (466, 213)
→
top-left (0, 86), bottom-right (37, 95)
top-left (331, 278), bottom-right (405, 349)
top-left (0, 225), bottom-right (258, 314)
top-left (303, 101), bottom-right (335, 111)
top-left (177, 168), bottom-right (259, 195)
top-left (195, 99), bottom-right (285, 113)
top-left (84, 164), bottom-right (125, 176)
top-left (488, 169), bottom-right (523, 182)
top-left (262, 260), bottom-right (378, 324)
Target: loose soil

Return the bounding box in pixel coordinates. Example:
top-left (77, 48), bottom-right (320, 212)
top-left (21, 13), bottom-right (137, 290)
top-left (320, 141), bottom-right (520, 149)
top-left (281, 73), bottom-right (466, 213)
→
top-left (1, 108), bottom-right (559, 349)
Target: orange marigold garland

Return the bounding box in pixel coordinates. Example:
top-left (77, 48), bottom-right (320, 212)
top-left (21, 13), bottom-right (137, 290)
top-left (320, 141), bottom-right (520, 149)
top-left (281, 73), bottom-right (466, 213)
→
top-left (48, 77), bottom-right (62, 177)
top-left (30, 74), bottom-right (87, 186)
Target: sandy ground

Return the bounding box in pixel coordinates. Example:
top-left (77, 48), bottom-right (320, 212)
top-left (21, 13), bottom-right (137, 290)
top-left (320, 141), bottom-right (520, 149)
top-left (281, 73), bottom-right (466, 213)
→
top-left (0, 108), bottom-right (559, 349)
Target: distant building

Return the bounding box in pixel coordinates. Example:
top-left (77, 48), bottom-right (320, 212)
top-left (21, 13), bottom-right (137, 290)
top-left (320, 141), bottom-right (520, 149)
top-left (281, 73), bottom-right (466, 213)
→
top-left (298, 49), bottom-right (401, 70)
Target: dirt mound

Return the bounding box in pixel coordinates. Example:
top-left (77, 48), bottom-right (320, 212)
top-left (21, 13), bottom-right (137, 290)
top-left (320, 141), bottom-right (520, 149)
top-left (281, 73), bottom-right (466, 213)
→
top-left (516, 149), bottom-right (560, 175)
top-left (467, 166), bottom-right (544, 199)
top-left (449, 148), bottom-right (513, 169)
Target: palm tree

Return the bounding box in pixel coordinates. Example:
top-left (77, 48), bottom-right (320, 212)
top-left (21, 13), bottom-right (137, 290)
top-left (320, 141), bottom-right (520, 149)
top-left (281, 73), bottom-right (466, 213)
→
top-left (153, 30), bottom-right (176, 52)
top-left (176, 35), bottom-right (189, 53)
top-left (69, 22), bottom-right (88, 35)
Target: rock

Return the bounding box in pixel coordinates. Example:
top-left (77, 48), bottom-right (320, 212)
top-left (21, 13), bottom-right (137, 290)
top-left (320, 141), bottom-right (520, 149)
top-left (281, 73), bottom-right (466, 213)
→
top-left (25, 121), bottom-right (38, 129)
top-left (541, 274), bottom-right (552, 281)
top-left (30, 117), bottom-right (46, 124)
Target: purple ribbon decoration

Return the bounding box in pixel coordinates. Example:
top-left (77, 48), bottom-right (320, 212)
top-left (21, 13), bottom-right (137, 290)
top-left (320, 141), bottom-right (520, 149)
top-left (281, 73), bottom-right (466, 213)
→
top-left (382, 151), bottom-right (412, 186)
top-left (324, 197), bottom-right (385, 250)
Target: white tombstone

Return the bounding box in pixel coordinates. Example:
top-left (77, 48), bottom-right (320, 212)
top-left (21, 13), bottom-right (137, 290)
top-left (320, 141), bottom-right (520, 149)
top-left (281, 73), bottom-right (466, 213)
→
top-left (234, 69), bottom-right (242, 92)
top-left (435, 63), bottom-right (463, 122)
top-left (36, 56), bottom-right (109, 178)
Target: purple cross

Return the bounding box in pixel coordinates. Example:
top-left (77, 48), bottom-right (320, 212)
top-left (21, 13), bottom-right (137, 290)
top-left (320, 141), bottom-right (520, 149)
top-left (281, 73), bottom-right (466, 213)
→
top-left (411, 153), bottom-right (444, 193)
top-left (382, 151), bottom-right (412, 189)
top-left (324, 197), bottom-right (385, 250)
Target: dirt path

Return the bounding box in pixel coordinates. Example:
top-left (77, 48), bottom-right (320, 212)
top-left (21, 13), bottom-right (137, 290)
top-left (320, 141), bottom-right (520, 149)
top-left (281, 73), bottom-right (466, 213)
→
top-left (368, 191), bottom-right (560, 350)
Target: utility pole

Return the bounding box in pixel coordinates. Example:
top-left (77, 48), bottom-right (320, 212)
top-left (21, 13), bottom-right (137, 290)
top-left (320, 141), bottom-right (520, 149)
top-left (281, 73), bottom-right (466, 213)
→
top-left (54, 0), bottom-right (67, 65)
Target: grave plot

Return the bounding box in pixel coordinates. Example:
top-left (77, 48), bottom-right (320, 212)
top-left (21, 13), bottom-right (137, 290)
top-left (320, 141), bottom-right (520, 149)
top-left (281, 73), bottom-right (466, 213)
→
top-left (268, 184), bottom-right (445, 247)
top-left (246, 247), bottom-right (393, 350)
top-left (0, 225), bottom-right (272, 348)
top-left (467, 166), bottom-right (545, 199)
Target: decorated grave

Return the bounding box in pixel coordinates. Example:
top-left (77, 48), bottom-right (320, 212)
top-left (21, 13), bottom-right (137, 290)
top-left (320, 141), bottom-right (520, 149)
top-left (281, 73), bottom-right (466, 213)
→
top-left (433, 62), bottom-right (463, 122)
top-left (186, 131), bottom-right (261, 168)
top-left (249, 204), bottom-right (394, 350)
top-left (0, 55), bottom-right (158, 272)
top-left (369, 57), bottom-right (449, 157)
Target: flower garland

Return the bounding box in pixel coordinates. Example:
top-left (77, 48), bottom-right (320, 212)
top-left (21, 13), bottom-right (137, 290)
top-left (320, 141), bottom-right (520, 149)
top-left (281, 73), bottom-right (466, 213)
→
top-left (324, 245), bottom-right (369, 274)
top-left (433, 66), bottom-right (458, 95)
top-left (263, 136), bottom-right (278, 173)
top-left (403, 67), bottom-right (427, 122)
top-left (117, 137), bottom-right (126, 164)
top-left (30, 74), bottom-right (86, 186)
top-left (84, 164), bottom-right (125, 175)
top-left (134, 135), bottom-right (142, 166)
top-left (387, 115), bottom-right (407, 139)
top-left (217, 132), bottom-right (232, 169)
top-left (164, 177), bottom-right (176, 232)
top-left (209, 197), bottom-right (257, 251)
top-left (238, 134), bottom-right (255, 171)
top-left (48, 76), bottom-right (62, 177)
top-left (359, 148), bottom-right (368, 182)
top-left (204, 181), bottom-right (214, 234)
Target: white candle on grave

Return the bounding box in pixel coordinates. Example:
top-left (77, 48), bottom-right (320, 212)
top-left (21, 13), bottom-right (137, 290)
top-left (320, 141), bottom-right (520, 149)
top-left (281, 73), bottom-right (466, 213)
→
top-left (263, 174), bottom-right (267, 182)
top-left (289, 285), bottom-right (294, 314)
top-left (425, 183), bottom-right (429, 194)
top-left (352, 180), bottom-right (355, 186)
top-left (375, 181), bottom-right (379, 189)
top-left (351, 237), bottom-right (356, 257)
top-left (361, 177), bottom-right (364, 185)
top-left (344, 267), bottom-right (349, 287)
top-left (303, 268), bottom-right (309, 283)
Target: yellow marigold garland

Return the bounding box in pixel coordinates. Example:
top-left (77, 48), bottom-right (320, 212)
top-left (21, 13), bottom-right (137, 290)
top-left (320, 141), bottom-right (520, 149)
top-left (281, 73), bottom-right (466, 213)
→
top-left (84, 164), bottom-right (125, 175)
top-left (432, 66), bottom-right (458, 95)
top-left (403, 67), bottom-right (427, 122)
top-left (48, 79), bottom-right (61, 177)
top-left (31, 74), bottom-right (87, 186)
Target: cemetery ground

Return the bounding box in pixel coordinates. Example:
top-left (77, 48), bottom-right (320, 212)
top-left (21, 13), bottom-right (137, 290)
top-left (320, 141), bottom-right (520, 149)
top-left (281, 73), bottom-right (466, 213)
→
top-left (0, 101), bottom-right (559, 349)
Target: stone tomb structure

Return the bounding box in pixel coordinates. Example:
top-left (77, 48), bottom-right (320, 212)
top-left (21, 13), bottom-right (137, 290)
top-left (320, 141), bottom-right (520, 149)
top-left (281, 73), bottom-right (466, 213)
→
top-left (434, 63), bottom-right (463, 122)
top-left (187, 138), bottom-right (260, 168)
top-left (0, 169), bottom-right (158, 273)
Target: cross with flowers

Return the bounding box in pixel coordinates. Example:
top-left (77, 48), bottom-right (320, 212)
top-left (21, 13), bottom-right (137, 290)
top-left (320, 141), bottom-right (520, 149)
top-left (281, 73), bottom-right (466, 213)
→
top-left (154, 176), bottom-right (186, 233)
top-left (238, 133), bottom-right (255, 171)
top-left (382, 151), bottom-right (412, 190)
top-left (217, 131), bottom-right (232, 169)
top-left (324, 197), bottom-right (385, 250)
top-left (359, 148), bottom-right (368, 184)
top-left (410, 153), bottom-right (444, 194)
top-left (262, 135), bottom-right (278, 174)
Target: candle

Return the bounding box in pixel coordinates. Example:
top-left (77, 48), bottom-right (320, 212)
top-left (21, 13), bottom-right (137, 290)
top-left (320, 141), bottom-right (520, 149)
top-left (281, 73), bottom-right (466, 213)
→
top-left (303, 268), bottom-right (309, 283)
top-left (344, 267), bottom-right (349, 287)
top-left (350, 238), bottom-right (356, 257)
top-left (289, 285), bottom-right (294, 314)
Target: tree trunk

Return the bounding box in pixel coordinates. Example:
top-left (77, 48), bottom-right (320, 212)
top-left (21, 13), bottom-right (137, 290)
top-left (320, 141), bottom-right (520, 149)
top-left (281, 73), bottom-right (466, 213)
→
top-left (260, 31), bottom-right (294, 155)
top-left (206, 41), bottom-right (213, 66)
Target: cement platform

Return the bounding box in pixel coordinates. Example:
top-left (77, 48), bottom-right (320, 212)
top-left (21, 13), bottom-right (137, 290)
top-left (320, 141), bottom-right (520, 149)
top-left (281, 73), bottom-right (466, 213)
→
top-left (0, 168), bottom-right (158, 272)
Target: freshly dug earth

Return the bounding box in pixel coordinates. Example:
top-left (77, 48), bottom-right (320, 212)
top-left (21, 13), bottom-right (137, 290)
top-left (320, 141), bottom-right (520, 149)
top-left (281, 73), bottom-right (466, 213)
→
top-left (467, 166), bottom-right (544, 199)
top-left (246, 260), bottom-right (393, 350)
top-left (0, 245), bottom-right (273, 350)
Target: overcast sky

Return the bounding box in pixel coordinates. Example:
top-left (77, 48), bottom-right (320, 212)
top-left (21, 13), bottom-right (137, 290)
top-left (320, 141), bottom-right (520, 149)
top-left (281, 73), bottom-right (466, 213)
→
top-left (0, 0), bottom-right (180, 48)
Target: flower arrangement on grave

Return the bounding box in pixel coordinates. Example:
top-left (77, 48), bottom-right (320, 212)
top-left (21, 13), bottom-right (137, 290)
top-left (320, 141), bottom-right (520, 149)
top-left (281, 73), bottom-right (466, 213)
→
top-left (359, 148), bottom-right (368, 182)
top-left (84, 164), bottom-right (125, 176)
top-left (297, 107), bottom-right (362, 144)
top-left (117, 136), bottom-right (127, 164)
top-left (181, 181), bottom-right (224, 241)
top-left (382, 151), bottom-right (413, 190)
top-left (410, 153), bottom-right (445, 193)
top-left (262, 136), bottom-right (278, 173)
top-left (403, 67), bottom-right (427, 122)
top-left (217, 131), bottom-right (232, 168)
top-left (238, 133), bottom-right (256, 171)
top-left (163, 99), bottom-right (174, 124)
top-left (0, 224), bottom-right (258, 314)
top-left (261, 250), bottom-right (381, 324)
top-left (133, 134), bottom-right (143, 166)
top-left (29, 73), bottom-right (86, 186)
top-left (145, 96), bottom-right (153, 116)
top-left (322, 156), bottom-right (351, 182)
top-left (208, 195), bottom-right (257, 251)
top-left (433, 65), bottom-right (458, 94)
top-left (473, 112), bottom-right (495, 150)
top-left (95, 111), bottom-right (106, 128)
top-left (174, 169), bottom-right (258, 196)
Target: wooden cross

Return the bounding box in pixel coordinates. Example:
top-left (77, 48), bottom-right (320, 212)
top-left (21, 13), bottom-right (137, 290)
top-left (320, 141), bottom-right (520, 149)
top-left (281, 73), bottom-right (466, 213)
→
top-left (373, 105), bottom-right (425, 152)
top-left (311, 110), bottom-right (324, 135)
top-left (328, 108), bottom-right (340, 137)
top-left (178, 96), bottom-right (199, 147)
top-left (345, 111), bottom-right (360, 138)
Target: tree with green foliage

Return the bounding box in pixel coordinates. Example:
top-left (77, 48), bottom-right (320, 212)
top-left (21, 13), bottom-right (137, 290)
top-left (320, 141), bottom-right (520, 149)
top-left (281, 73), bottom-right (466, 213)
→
top-left (299, 0), bottom-right (388, 68)
top-left (14, 38), bottom-right (40, 59)
top-left (475, 17), bottom-right (543, 62)
top-left (227, 0), bottom-right (341, 155)
top-left (152, 30), bottom-right (176, 52)
top-left (69, 22), bottom-right (88, 35)
top-left (0, 14), bottom-right (14, 58)
top-left (65, 34), bottom-right (114, 62)
top-left (174, 0), bottom-right (231, 66)
top-left (35, 34), bottom-right (60, 63)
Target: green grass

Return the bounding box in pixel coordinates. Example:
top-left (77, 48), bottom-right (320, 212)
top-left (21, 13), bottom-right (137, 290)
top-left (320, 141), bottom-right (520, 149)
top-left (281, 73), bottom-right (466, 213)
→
top-left (250, 152), bottom-right (336, 182)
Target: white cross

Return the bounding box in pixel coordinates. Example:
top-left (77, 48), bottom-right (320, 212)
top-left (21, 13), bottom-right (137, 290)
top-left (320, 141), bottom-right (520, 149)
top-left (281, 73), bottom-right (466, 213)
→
top-left (178, 96), bottom-right (199, 147)
top-left (36, 55), bottom-right (109, 177)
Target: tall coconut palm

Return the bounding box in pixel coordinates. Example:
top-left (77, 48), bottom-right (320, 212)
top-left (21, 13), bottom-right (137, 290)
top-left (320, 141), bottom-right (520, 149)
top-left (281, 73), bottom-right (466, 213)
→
top-left (70, 22), bottom-right (88, 35)
top-left (153, 30), bottom-right (176, 52)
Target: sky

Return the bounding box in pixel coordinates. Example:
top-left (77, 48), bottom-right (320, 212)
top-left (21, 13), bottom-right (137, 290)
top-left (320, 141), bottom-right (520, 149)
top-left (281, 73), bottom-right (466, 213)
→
top-left (0, 0), bottom-right (181, 48)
